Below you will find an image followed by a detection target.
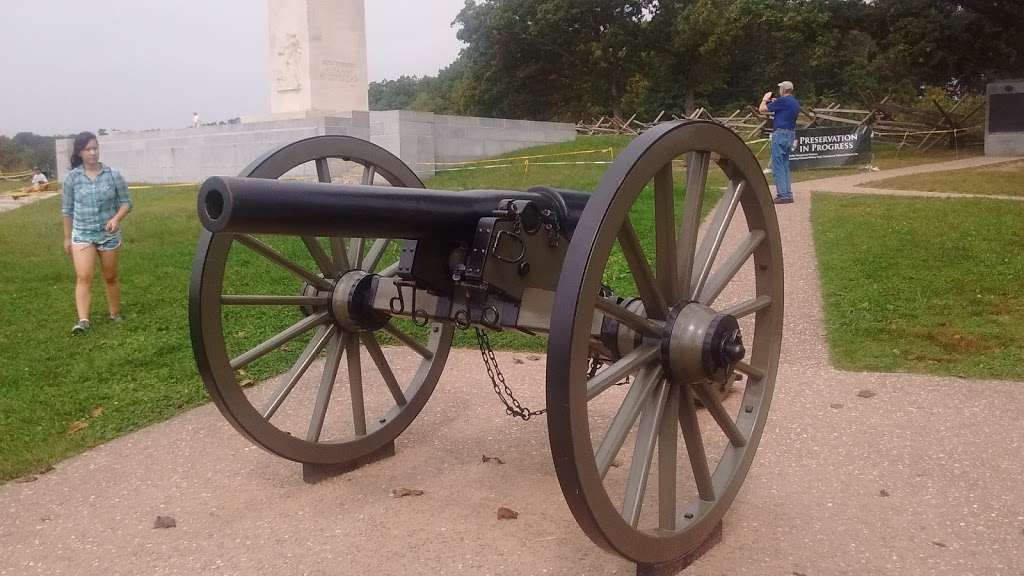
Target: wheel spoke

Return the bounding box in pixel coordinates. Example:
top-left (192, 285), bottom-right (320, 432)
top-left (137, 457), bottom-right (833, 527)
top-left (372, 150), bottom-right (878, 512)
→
top-left (691, 383), bottom-right (747, 447)
top-left (623, 379), bottom-right (671, 528)
top-left (302, 236), bottom-right (335, 277)
top-left (654, 165), bottom-right (678, 302)
top-left (697, 230), bottom-right (766, 306)
top-left (330, 237), bottom-right (351, 272)
top-left (735, 361), bottom-right (765, 381)
top-left (362, 238), bottom-right (391, 273)
top-left (378, 261), bottom-right (400, 278)
top-left (596, 298), bottom-right (662, 338)
top-left (679, 383), bottom-right (715, 501)
top-left (360, 334), bottom-right (407, 406)
top-left (658, 384), bottom-right (680, 530)
top-left (315, 157), bottom-right (332, 183)
top-left (586, 345), bottom-right (659, 401)
top-left (235, 234), bottom-right (333, 291)
top-left (229, 311), bottom-right (329, 370)
top-left (262, 325), bottom-right (336, 419)
top-left (384, 322), bottom-right (433, 360)
top-left (618, 220), bottom-right (667, 320)
top-left (346, 335), bottom-right (367, 436)
top-left (677, 151), bottom-right (709, 299)
top-left (595, 366), bottom-right (663, 478)
top-left (361, 163), bottom-right (376, 186)
top-left (719, 295), bottom-right (772, 319)
top-left (306, 332), bottom-right (347, 442)
top-left (315, 158), bottom-right (353, 275)
top-left (221, 295), bottom-right (330, 306)
top-left (691, 180), bottom-right (745, 300)
top-left (349, 238), bottom-right (365, 270)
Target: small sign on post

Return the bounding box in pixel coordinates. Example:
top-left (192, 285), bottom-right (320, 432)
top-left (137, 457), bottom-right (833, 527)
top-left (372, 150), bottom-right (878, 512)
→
top-left (790, 125), bottom-right (872, 170)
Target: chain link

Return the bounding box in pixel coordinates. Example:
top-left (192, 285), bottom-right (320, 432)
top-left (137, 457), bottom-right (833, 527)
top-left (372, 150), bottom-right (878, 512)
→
top-left (475, 328), bottom-right (546, 421)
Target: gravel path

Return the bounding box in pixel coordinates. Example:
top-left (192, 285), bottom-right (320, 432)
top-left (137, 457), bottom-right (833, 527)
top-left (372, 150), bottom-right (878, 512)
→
top-left (2, 156), bottom-right (1022, 576)
top-left (0, 191), bottom-right (59, 214)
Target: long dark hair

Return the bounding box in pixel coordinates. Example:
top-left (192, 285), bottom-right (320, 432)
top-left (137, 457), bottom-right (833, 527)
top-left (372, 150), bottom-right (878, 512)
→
top-left (69, 131), bottom-right (98, 169)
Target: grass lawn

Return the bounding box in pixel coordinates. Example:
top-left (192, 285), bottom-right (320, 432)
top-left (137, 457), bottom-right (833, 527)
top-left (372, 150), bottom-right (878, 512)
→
top-left (812, 193), bottom-right (1024, 380)
top-left (0, 189), bottom-right (208, 481)
top-left (0, 135), bottom-right (729, 482)
top-left (860, 159), bottom-right (1024, 197)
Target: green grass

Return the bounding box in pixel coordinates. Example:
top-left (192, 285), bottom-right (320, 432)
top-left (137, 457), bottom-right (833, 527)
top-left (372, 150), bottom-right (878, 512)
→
top-left (861, 159), bottom-right (1024, 196)
top-left (812, 193), bottom-right (1024, 380)
top-left (0, 188), bottom-right (208, 481)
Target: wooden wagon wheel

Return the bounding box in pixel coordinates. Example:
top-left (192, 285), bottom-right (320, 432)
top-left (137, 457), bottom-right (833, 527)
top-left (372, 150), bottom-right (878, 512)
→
top-left (547, 120), bottom-right (784, 564)
top-left (190, 136), bottom-right (454, 465)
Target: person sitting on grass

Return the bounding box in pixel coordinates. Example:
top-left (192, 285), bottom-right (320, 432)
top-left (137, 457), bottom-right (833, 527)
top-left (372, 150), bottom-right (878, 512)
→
top-left (31, 167), bottom-right (48, 191)
top-left (61, 131), bottom-right (132, 334)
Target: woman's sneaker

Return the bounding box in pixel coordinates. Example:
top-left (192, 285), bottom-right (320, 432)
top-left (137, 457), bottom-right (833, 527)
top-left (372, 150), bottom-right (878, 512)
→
top-left (71, 319), bottom-right (91, 334)
top-left (110, 314), bottom-right (124, 322)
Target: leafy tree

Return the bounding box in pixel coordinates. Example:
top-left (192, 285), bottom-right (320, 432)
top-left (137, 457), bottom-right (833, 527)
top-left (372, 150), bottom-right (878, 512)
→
top-left (369, 76), bottom-right (423, 110)
top-left (454, 0), bottom-right (653, 120)
top-left (0, 136), bottom-right (30, 173)
top-left (11, 132), bottom-right (57, 174)
top-left (370, 0), bottom-right (1021, 121)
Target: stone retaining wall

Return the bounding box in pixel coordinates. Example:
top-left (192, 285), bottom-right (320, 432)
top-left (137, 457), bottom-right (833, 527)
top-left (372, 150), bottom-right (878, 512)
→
top-left (56, 112), bottom-right (576, 183)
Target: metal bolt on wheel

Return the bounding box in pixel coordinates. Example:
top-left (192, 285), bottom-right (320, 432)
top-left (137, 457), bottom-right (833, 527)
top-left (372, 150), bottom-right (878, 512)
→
top-left (189, 136), bottom-right (454, 465)
top-left (546, 121), bottom-right (784, 564)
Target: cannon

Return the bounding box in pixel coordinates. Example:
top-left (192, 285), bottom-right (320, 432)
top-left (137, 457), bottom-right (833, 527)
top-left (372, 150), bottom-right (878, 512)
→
top-left (189, 120), bottom-right (783, 569)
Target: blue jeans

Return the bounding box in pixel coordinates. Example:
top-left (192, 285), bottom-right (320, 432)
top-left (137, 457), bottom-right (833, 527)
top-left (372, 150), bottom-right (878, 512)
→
top-left (771, 129), bottom-right (794, 200)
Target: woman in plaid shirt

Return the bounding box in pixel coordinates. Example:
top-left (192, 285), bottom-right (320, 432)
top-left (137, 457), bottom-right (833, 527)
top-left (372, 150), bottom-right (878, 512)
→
top-left (61, 132), bottom-right (132, 334)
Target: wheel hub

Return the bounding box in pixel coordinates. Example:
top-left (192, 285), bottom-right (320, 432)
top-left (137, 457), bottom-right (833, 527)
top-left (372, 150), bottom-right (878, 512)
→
top-left (661, 302), bottom-right (745, 385)
top-left (329, 270), bottom-right (389, 332)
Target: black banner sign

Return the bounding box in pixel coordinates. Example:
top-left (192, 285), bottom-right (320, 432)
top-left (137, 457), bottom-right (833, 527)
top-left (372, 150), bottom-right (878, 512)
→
top-left (790, 125), bottom-right (872, 170)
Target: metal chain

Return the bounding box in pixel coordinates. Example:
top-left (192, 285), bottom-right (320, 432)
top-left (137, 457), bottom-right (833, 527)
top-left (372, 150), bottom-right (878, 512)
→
top-left (475, 328), bottom-right (546, 421)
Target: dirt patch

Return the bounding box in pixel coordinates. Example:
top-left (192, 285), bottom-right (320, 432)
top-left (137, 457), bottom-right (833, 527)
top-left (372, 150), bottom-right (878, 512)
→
top-left (928, 324), bottom-right (1002, 355)
top-left (989, 297), bottom-right (1022, 317)
top-left (892, 322), bottom-right (1003, 360)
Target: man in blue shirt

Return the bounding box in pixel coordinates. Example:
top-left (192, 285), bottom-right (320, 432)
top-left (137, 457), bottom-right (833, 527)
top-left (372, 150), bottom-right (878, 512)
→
top-left (759, 80), bottom-right (800, 204)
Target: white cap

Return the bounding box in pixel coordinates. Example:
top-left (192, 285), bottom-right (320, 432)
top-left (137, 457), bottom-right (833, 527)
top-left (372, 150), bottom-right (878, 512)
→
top-left (778, 80), bottom-right (794, 92)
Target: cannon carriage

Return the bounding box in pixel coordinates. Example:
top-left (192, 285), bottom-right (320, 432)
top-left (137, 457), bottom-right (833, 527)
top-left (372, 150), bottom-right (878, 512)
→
top-left (189, 120), bottom-right (783, 569)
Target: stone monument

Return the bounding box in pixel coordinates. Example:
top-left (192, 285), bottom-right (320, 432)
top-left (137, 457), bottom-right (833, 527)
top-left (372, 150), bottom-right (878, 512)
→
top-left (985, 79), bottom-right (1024, 157)
top-left (269, 0), bottom-right (369, 116)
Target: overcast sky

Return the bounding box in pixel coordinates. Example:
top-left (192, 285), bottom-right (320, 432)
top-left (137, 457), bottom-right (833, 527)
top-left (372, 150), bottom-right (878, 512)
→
top-left (0, 0), bottom-right (468, 136)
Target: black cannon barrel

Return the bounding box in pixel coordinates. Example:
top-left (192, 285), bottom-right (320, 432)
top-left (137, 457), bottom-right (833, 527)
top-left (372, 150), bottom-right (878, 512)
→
top-left (197, 176), bottom-right (589, 240)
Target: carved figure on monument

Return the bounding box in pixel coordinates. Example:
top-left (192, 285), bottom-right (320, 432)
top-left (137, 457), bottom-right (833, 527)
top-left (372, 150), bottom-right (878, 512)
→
top-left (274, 33), bottom-right (303, 92)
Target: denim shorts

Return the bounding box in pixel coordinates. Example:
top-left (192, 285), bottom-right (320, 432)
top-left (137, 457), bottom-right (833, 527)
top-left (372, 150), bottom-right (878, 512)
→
top-left (72, 232), bottom-right (122, 252)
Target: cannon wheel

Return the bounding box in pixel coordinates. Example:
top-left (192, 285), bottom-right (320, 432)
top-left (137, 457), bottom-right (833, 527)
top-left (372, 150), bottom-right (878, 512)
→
top-left (190, 135), bottom-right (454, 465)
top-left (547, 120), bottom-right (784, 564)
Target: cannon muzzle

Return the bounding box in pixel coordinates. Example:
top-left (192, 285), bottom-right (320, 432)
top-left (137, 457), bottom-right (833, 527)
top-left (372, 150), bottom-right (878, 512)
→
top-left (198, 176), bottom-right (587, 240)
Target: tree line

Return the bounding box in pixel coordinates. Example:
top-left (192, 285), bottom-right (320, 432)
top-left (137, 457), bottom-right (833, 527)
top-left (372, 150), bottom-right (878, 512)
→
top-left (370, 0), bottom-right (1023, 121)
top-left (0, 133), bottom-right (58, 176)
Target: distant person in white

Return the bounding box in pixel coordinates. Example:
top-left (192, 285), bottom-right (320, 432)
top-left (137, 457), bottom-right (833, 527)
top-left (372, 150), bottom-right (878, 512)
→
top-left (192, 112), bottom-right (200, 128)
top-left (31, 167), bottom-right (48, 190)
